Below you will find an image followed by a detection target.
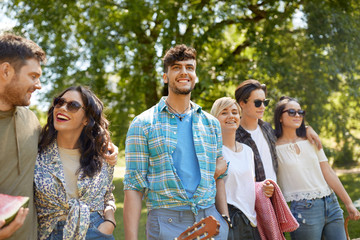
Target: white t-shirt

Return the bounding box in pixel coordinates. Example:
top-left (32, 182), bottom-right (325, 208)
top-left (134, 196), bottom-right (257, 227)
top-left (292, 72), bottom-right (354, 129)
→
top-left (276, 140), bottom-right (332, 202)
top-left (59, 147), bottom-right (81, 199)
top-left (246, 125), bottom-right (277, 182)
top-left (223, 144), bottom-right (257, 226)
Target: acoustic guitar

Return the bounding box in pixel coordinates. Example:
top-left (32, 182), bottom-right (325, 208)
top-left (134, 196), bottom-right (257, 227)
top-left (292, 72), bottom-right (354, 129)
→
top-left (175, 215), bottom-right (220, 240)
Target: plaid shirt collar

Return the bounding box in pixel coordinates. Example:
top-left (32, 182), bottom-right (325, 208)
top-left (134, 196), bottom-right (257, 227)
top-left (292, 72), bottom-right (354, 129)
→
top-left (157, 96), bottom-right (202, 113)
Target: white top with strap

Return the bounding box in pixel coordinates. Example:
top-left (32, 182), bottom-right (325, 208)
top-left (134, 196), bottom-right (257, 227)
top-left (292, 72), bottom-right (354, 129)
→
top-left (276, 140), bottom-right (332, 202)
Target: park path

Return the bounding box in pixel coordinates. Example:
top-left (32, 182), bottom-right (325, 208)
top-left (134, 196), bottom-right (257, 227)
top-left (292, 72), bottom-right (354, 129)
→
top-left (115, 166), bottom-right (126, 179)
top-left (335, 168), bottom-right (360, 174)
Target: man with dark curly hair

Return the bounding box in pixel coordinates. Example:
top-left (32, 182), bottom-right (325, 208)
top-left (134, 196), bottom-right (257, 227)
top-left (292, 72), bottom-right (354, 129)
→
top-left (124, 44), bottom-right (229, 239)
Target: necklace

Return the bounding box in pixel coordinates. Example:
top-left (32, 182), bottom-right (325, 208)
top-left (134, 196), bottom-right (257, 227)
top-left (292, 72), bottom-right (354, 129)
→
top-left (165, 99), bottom-right (190, 121)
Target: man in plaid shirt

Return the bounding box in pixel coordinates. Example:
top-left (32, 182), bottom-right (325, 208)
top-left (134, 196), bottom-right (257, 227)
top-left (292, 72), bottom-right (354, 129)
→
top-left (123, 44), bottom-right (229, 240)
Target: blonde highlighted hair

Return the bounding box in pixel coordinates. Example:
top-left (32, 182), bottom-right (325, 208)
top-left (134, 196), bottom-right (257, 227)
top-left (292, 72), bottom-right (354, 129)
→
top-left (210, 97), bottom-right (241, 118)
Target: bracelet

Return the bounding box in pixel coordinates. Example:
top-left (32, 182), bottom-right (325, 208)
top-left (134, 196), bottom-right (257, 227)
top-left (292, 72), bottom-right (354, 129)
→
top-left (103, 219), bottom-right (116, 228)
top-left (221, 214), bottom-right (232, 228)
top-left (105, 205), bottom-right (116, 212)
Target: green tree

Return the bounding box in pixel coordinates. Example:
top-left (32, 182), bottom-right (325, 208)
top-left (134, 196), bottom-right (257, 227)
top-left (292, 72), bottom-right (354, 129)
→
top-left (4, 0), bottom-right (360, 166)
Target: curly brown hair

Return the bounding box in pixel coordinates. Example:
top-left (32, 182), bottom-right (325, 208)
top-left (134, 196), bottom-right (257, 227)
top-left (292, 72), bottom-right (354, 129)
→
top-left (162, 44), bottom-right (196, 73)
top-left (39, 86), bottom-right (110, 178)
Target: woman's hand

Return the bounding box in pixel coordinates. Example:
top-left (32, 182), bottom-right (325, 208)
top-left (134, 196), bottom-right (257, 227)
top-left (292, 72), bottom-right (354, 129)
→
top-left (104, 142), bottom-right (118, 166)
top-left (99, 206), bottom-right (116, 235)
top-left (97, 221), bottom-right (115, 235)
top-left (262, 181), bottom-right (274, 198)
top-left (346, 203), bottom-right (360, 221)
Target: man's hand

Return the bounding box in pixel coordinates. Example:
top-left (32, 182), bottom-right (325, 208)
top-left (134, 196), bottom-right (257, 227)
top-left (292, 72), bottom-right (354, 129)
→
top-left (306, 126), bottom-right (322, 150)
top-left (104, 142), bottom-right (118, 166)
top-left (0, 207), bottom-right (28, 240)
top-left (214, 157), bottom-right (227, 180)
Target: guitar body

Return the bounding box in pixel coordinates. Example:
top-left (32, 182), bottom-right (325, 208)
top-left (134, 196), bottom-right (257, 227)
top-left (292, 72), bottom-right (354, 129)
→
top-left (175, 215), bottom-right (220, 240)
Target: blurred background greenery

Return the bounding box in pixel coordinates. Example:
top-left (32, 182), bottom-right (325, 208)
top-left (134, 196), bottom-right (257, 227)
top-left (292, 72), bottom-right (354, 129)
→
top-left (2, 0), bottom-right (360, 238)
top-left (1, 0), bottom-right (360, 168)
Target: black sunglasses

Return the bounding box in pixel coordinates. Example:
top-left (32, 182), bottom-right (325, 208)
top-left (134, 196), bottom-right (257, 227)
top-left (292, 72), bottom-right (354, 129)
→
top-left (53, 97), bottom-right (85, 113)
top-left (282, 109), bottom-right (306, 117)
top-left (247, 99), bottom-right (270, 108)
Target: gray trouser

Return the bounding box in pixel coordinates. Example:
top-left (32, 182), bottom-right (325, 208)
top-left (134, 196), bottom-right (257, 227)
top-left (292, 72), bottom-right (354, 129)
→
top-left (146, 204), bottom-right (229, 240)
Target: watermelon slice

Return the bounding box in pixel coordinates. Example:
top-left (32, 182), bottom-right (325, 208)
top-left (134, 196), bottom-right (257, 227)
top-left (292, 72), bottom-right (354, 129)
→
top-left (0, 194), bottom-right (29, 226)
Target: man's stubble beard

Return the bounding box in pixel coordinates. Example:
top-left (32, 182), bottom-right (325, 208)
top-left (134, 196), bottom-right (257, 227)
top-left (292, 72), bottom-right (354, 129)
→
top-left (167, 77), bottom-right (195, 95)
top-left (0, 75), bottom-right (29, 107)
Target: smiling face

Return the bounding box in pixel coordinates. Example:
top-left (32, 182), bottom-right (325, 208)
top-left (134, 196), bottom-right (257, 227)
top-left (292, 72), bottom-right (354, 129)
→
top-left (163, 59), bottom-right (197, 96)
top-left (240, 89), bottom-right (266, 120)
top-left (217, 103), bottom-right (241, 134)
top-left (280, 101), bottom-right (304, 130)
top-left (0, 58), bottom-right (42, 109)
top-left (53, 90), bottom-right (87, 137)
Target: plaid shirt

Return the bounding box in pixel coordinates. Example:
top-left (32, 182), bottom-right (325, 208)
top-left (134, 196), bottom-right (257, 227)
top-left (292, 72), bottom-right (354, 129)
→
top-left (235, 119), bottom-right (278, 182)
top-left (124, 97), bottom-right (223, 214)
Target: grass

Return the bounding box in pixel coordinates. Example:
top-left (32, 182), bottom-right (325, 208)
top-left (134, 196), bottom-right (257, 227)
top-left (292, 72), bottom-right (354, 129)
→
top-left (114, 171), bottom-right (360, 240)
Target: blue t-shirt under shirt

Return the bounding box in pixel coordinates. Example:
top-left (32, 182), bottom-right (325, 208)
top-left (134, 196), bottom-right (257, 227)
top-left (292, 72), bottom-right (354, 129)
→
top-left (172, 110), bottom-right (201, 199)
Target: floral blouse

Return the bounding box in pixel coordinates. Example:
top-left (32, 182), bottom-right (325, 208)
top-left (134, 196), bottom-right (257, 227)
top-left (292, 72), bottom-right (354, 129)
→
top-left (34, 141), bottom-right (116, 240)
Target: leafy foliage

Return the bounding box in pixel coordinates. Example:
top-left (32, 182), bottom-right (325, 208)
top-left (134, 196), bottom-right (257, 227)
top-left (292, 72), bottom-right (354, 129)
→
top-left (4, 0), bottom-right (360, 165)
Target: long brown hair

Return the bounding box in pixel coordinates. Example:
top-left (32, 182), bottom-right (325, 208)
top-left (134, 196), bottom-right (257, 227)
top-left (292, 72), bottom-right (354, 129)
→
top-left (39, 86), bottom-right (110, 177)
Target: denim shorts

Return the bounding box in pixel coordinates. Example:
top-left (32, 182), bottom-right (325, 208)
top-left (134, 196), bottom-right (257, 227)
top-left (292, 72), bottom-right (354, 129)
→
top-left (47, 212), bottom-right (115, 240)
top-left (146, 205), bottom-right (229, 240)
top-left (290, 192), bottom-right (346, 240)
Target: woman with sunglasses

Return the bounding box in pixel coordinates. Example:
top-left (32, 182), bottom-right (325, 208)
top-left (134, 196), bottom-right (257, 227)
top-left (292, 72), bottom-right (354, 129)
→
top-left (211, 97), bottom-right (274, 240)
top-left (34, 86), bottom-right (116, 240)
top-left (274, 96), bottom-right (360, 239)
top-left (234, 79), bottom-right (321, 182)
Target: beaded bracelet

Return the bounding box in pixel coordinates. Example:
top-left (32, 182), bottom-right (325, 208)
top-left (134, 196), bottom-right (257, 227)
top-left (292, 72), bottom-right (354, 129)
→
top-left (104, 219), bottom-right (116, 228)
